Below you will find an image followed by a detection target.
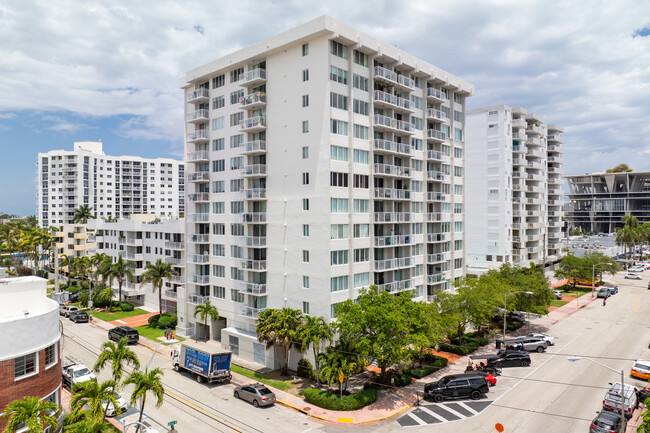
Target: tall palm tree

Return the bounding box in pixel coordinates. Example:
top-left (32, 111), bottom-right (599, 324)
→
top-left (296, 316), bottom-right (333, 387)
top-left (63, 418), bottom-right (112, 433)
top-left (94, 338), bottom-right (141, 383)
top-left (192, 300), bottom-right (219, 340)
top-left (108, 254), bottom-right (135, 303)
top-left (70, 379), bottom-right (119, 423)
top-left (256, 308), bottom-right (303, 375)
top-left (140, 259), bottom-right (177, 316)
top-left (97, 255), bottom-right (114, 286)
top-left (72, 205), bottom-right (95, 224)
top-left (317, 343), bottom-right (362, 393)
top-left (616, 225), bottom-right (640, 261)
top-left (123, 368), bottom-right (165, 429)
top-left (0, 395), bottom-right (59, 433)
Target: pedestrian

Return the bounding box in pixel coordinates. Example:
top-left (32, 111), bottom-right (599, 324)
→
top-left (603, 295), bottom-right (607, 306)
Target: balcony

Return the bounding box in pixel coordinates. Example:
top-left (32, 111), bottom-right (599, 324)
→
top-left (240, 140), bottom-right (267, 155)
top-left (170, 275), bottom-right (185, 284)
top-left (239, 305), bottom-right (266, 319)
top-left (186, 109), bottom-right (209, 124)
top-left (427, 233), bottom-right (447, 243)
top-left (241, 188), bottom-right (267, 200)
top-left (165, 257), bottom-right (185, 266)
top-left (187, 130), bottom-right (209, 143)
top-left (548, 144), bottom-right (562, 153)
top-left (241, 164), bottom-right (267, 177)
top-left (373, 212), bottom-right (411, 223)
top-left (188, 213), bottom-right (210, 222)
top-left (239, 92), bottom-right (267, 109)
top-left (187, 88), bottom-right (209, 103)
top-left (187, 294), bottom-right (209, 305)
top-left (512, 118), bottom-right (527, 129)
top-left (186, 150), bottom-right (209, 162)
top-left (548, 167), bottom-right (563, 175)
top-left (377, 279), bottom-right (413, 294)
top-left (373, 139), bottom-right (411, 156)
top-left (238, 69), bottom-right (267, 87)
top-left (426, 192), bottom-right (448, 202)
top-left (426, 150), bottom-right (449, 163)
top-left (526, 137), bottom-right (542, 147)
top-left (426, 213), bottom-right (451, 222)
top-left (372, 90), bottom-right (412, 113)
top-left (73, 244), bottom-right (85, 251)
top-left (242, 212), bottom-right (267, 223)
top-left (188, 254), bottom-right (209, 264)
top-left (426, 109), bottom-right (449, 123)
top-left (527, 124), bottom-right (543, 135)
top-left (547, 134), bottom-right (563, 143)
top-left (189, 234), bottom-right (210, 243)
top-left (427, 171), bottom-right (447, 182)
top-left (165, 241), bottom-right (185, 250)
top-left (164, 289), bottom-right (177, 299)
top-left (240, 259), bottom-right (267, 271)
top-left (373, 163), bottom-right (411, 178)
top-left (238, 281), bottom-right (267, 295)
top-left (187, 172), bottom-right (210, 182)
top-left (124, 252), bottom-right (143, 261)
top-left (188, 193), bottom-right (210, 202)
top-left (373, 114), bottom-right (415, 134)
top-left (374, 234), bottom-right (412, 247)
top-left (427, 253), bottom-right (449, 264)
top-left (548, 156), bottom-right (563, 164)
top-left (374, 187), bottom-right (411, 200)
top-left (239, 236), bottom-right (267, 248)
top-left (189, 274), bottom-right (210, 285)
top-left (239, 116), bottom-right (266, 132)
top-left (428, 273), bottom-right (445, 284)
top-left (373, 66), bottom-right (414, 90)
top-left (426, 87), bottom-right (448, 102)
top-left (374, 257), bottom-right (413, 271)
top-left (426, 129), bottom-right (446, 143)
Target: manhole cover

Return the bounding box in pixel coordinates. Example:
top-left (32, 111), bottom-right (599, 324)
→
top-left (303, 407), bottom-right (311, 411)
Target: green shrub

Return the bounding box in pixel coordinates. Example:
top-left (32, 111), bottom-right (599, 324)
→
top-left (404, 364), bottom-right (440, 379)
top-left (158, 314), bottom-right (177, 329)
top-left (297, 358), bottom-right (315, 380)
top-left (303, 388), bottom-right (377, 411)
top-left (148, 314), bottom-right (161, 327)
top-left (507, 320), bottom-right (524, 331)
top-left (394, 373), bottom-right (412, 386)
top-left (120, 302), bottom-right (134, 312)
top-left (66, 285), bottom-right (82, 294)
top-left (438, 342), bottom-right (479, 356)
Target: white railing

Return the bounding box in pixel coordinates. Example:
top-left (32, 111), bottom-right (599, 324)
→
top-left (241, 188), bottom-right (267, 199)
top-left (426, 213), bottom-right (451, 222)
top-left (240, 140), bottom-right (266, 153)
top-left (426, 108), bottom-right (449, 121)
top-left (188, 213), bottom-right (209, 222)
top-left (239, 69), bottom-right (267, 84)
top-left (427, 171), bottom-right (446, 181)
top-left (189, 234), bottom-right (210, 243)
top-left (373, 114), bottom-right (414, 133)
top-left (186, 109), bottom-right (209, 122)
top-left (188, 254), bottom-right (209, 264)
top-left (374, 187), bottom-right (411, 200)
top-left (187, 88), bottom-right (209, 101)
top-left (374, 257), bottom-right (413, 271)
top-left (164, 289), bottom-right (177, 299)
top-left (239, 116), bottom-right (266, 130)
top-left (239, 281), bottom-right (267, 295)
top-left (242, 212), bottom-right (267, 223)
top-left (165, 257), bottom-right (184, 265)
top-left (190, 274), bottom-right (210, 285)
top-left (427, 87), bottom-right (447, 101)
top-left (426, 192), bottom-right (447, 201)
top-left (373, 90), bottom-right (411, 110)
top-left (187, 172), bottom-right (209, 182)
top-left (186, 150), bottom-right (209, 162)
top-left (239, 92), bottom-right (267, 107)
top-left (373, 212), bottom-right (411, 223)
top-left (426, 150), bottom-right (447, 161)
top-left (240, 236), bottom-right (267, 247)
top-left (241, 260), bottom-right (267, 271)
top-left (373, 163), bottom-right (412, 177)
top-left (377, 279), bottom-right (413, 293)
top-left (428, 273), bottom-right (444, 284)
top-left (187, 294), bottom-right (209, 305)
top-left (239, 305), bottom-right (266, 318)
top-left (374, 234), bottom-right (412, 247)
top-left (427, 233), bottom-right (447, 243)
top-left (427, 129), bottom-right (446, 141)
top-left (373, 139), bottom-right (411, 155)
top-left (187, 130), bottom-right (208, 142)
top-left (241, 164), bottom-right (267, 176)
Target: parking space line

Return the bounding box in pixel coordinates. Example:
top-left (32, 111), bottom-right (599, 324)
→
top-left (454, 401), bottom-right (479, 415)
top-left (434, 403), bottom-right (469, 419)
top-left (418, 406), bottom-right (448, 422)
top-left (405, 413), bottom-right (428, 425)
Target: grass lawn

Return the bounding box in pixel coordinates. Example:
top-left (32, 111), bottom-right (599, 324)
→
top-left (92, 308), bottom-right (147, 321)
top-left (135, 324), bottom-right (184, 342)
top-left (550, 299), bottom-right (569, 308)
top-left (231, 365), bottom-right (293, 391)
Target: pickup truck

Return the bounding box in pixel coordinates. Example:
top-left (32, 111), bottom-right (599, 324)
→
top-left (172, 341), bottom-right (232, 384)
top-left (59, 305), bottom-right (79, 317)
top-left (62, 362), bottom-right (96, 388)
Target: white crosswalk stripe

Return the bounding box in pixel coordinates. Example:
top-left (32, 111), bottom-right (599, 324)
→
top-left (418, 406), bottom-right (448, 422)
top-left (456, 401), bottom-right (480, 416)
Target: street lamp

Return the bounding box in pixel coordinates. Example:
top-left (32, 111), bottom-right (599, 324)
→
top-left (503, 291), bottom-right (533, 345)
top-left (567, 356), bottom-right (626, 433)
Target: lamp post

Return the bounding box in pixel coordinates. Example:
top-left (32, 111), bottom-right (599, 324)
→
top-left (503, 291), bottom-right (533, 345)
top-left (567, 356), bottom-right (625, 433)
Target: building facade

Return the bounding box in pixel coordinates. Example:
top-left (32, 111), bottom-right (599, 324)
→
top-left (179, 16), bottom-right (472, 367)
top-left (565, 171), bottom-right (650, 233)
top-left (465, 105), bottom-right (564, 269)
top-left (37, 141), bottom-right (185, 228)
top-left (0, 276), bottom-right (63, 432)
top-left (53, 224), bottom-right (98, 259)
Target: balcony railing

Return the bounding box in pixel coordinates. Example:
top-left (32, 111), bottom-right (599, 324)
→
top-left (186, 150), bottom-right (209, 162)
top-left (241, 164), bottom-right (267, 177)
top-left (187, 213), bottom-right (209, 222)
top-left (239, 116), bottom-right (266, 131)
top-left (428, 273), bottom-right (444, 284)
top-left (165, 257), bottom-right (184, 266)
top-left (189, 234), bottom-right (210, 243)
top-left (187, 88), bottom-right (209, 102)
top-left (373, 163), bottom-right (411, 177)
top-left (186, 109), bottom-right (209, 123)
top-left (426, 129), bottom-right (446, 142)
top-left (239, 92), bottom-right (267, 108)
top-left (373, 212), bottom-right (411, 223)
top-left (374, 187), bottom-right (411, 200)
top-left (238, 69), bottom-right (267, 86)
top-left (188, 193), bottom-right (210, 202)
top-left (427, 233), bottom-right (447, 243)
top-left (187, 172), bottom-right (210, 182)
top-left (427, 171), bottom-right (447, 181)
top-left (239, 281), bottom-right (267, 295)
top-left (188, 254), bottom-right (209, 264)
top-left (240, 140), bottom-right (266, 154)
top-left (426, 213), bottom-right (451, 222)
top-left (377, 279), bottom-right (413, 293)
top-left (165, 241), bottom-right (185, 250)
top-left (426, 108), bottom-right (449, 122)
top-left (427, 253), bottom-right (448, 263)
top-left (372, 90), bottom-right (412, 111)
top-left (187, 294), bottom-right (209, 305)
top-left (239, 305), bottom-right (266, 318)
top-left (164, 289), bottom-right (177, 299)
top-left (190, 274), bottom-right (210, 285)
top-left (187, 130), bottom-right (209, 142)
top-left (374, 234), bottom-right (412, 247)
top-left (373, 114), bottom-right (414, 133)
top-left (373, 139), bottom-right (411, 155)
top-left (426, 150), bottom-right (448, 162)
top-left (426, 192), bottom-right (448, 201)
top-left (241, 188), bottom-right (267, 200)
top-left (242, 212), bottom-right (267, 223)
top-left (239, 236), bottom-right (267, 247)
top-left (426, 87), bottom-right (447, 101)
top-left (373, 66), bottom-right (414, 89)
top-left (374, 257), bottom-right (413, 271)
top-left (240, 259), bottom-right (267, 271)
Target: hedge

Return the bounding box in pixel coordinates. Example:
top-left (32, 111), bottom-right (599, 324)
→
top-left (449, 335), bottom-right (489, 347)
top-left (158, 314), bottom-right (177, 329)
top-left (120, 302), bottom-right (134, 312)
top-left (394, 373), bottom-right (412, 386)
top-left (66, 285), bottom-right (83, 294)
top-left (148, 314), bottom-right (161, 327)
top-left (438, 342), bottom-right (479, 356)
top-left (303, 388), bottom-right (377, 411)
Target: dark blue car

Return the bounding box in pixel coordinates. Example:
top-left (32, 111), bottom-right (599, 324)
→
top-left (607, 286), bottom-right (618, 295)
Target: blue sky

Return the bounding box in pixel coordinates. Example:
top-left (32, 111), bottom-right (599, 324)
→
top-left (1, 0), bottom-right (650, 216)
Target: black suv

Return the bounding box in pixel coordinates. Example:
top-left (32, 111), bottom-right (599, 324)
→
top-left (108, 326), bottom-right (139, 344)
top-left (424, 373), bottom-right (489, 402)
top-left (589, 411), bottom-right (622, 433)
top-left (69, 310), bottom-right (90, 323)
top-left (489, 351), bottom-right (531, 367)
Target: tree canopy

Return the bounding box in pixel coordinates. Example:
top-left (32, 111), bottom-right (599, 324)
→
top-left (605, 163), bottom-right (633, 173)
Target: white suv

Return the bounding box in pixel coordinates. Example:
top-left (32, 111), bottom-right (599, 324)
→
top-left (624, 272), bottom-right (642, 280)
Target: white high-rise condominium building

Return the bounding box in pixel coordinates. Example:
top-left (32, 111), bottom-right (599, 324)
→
top-left (179, 16), bottom-right (472, 367)
top-left (36, 141), bottom-right (185, 228)
top-left (465, 105), bottom-right (564, 270)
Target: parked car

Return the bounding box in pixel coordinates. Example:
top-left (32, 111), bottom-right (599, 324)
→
top-left (607, 286), bottom-right (618, 295)
top-left (233, 383), bottom-right (276, 407)
top-left (108, 326), bottom-right (139, 344)
top-left (597, 288), bottom-right (610, 298)
top-left (424, 373), bottom-right (489, 402)
top-left (465, 370), bottom-right (496, 387)
top-left (102, 392), bottom-right (129, 417)
top-left (525, 333), bottom-right (555, 346)
top-left (630, 359), bottom-right (650, 381)
top-left (602, 382), bottom-right (638, 418)
top-left (504, 337), bottom-right (547, 353)
top-left (69, 310), bottom-right (90, 323)
top-left (624, 273), bottom-right (642, 280)
top-left (59, 304), bottom-right (79, 317)
top-left (62, 361), bottom-right (96, 388)
top-left (589, 411), bottom-right (622, 433)
top-left (553, 289), bottom-right (563, 300)
top-left (488, 351), bottom-right (531, 368)
top-left (629, 266), bottom-right (645, 272)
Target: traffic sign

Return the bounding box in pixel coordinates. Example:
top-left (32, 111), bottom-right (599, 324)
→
top-left (339, 371), bottom-right (344, 383)
top-left (168, 420), bottom-right (177, 430)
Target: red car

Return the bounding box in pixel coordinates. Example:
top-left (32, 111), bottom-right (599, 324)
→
top-left (468, 371), bottom-right (497, 387)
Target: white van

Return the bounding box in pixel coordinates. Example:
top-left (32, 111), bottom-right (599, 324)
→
top-left (602, 382), bottom-right (638, 418)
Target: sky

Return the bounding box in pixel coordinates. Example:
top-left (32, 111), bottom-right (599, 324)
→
top-left (1, 0), bottom-right (649, 216)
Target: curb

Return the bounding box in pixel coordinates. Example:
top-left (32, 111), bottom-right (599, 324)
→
top-left (275, 400), bottom-right (329, 421)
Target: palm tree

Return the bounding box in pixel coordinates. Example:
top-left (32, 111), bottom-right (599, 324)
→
top-left (59, 254), bottom-right (76, 285)
top-left (94, 338), bottom-right (141, 383)
top-left (72, 205), bottom-right (95, 224)
top-left (296, 316), bottom-right (333, 387)
top-left (123, 368), bottom-right (165, 429)
top-left (192, 300), bottom-right (219, 340)
top-left (63, 418), bottom-right (112, 433)
top-left (0, 395), bottom-right (59, 433)
top-left (256, 308), bottom-right (303, 375)
top-left (108, 254), bottom-right (135, 304)
top-left (140, 259), bottom-right (177, 316)
top-left (70, 379), bottom-right (119, 423)
top-left (317, 342), bottom-right (362, 393)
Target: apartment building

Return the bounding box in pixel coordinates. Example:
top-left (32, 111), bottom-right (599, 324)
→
top-left (565, 171), bottom-right (650, 233)
top-left (52, 224), bottom-right (97, 259)
top-left (88, 215), bottom-right (184, 312)
top-left (37, 141), bottom-right (185, 228)
top-left (465, 105), bottom-right (564, 270)
top-left (180, 16), bottom-right (472, 367)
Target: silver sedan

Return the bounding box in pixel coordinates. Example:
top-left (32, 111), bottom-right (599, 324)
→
top-left (233, 383), bottom-right (276, 407)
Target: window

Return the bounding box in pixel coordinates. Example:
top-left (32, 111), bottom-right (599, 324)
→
top-left (302, 121), bottom-right (309, 133)
top-left (212, 117), bottom-right (224, 130)
top-left (302, 224), bottom-right (309, 236)
top-left (302, 198), bottom-right (309, 210)
top-left (454, 184), bottom-right (463, 195)
top-left (455, 258), bottom-right (464, 269)
top-left (353, 199), bottom-right (369, 213)
top-left (330, 198), bottom-right (348, 213)
top-left (353, 149), bottom-right (368, 164)
top-left (353, 99), bottom-right (369, 115)
top-left (213, 265), bottom-right (225, 278)
top-left (213, 244), bottom-right (225, 256)
top-left (329, 66), bottom-right (348, 84)
top-left (45, 344), bottom-right (56, 368)
top-left (230, 89), bottom-right (244, 104)
top-left (230, 112), bottom-right (243, 127)
top-left (230, 179), bottom-right (244, 191)
top-left (331, 302), bottom-right (343, 317)
top-left (230, 201), bottom-right (244, 213)
top-left (230, 267), bottom-right (244, 281)
top-left (302, 302), bottom-right (310, 314)
top-left (230, 245), bottom-right (244, 258)
top-left (330, 92), bottom-right (348, 110)
top-left (354, 272), bottom-right (369, 288)
top-left (410, 95), bottom-right (423, 109)
top-left (230, 67), bottom-right (243, 83)
top-left (331, 276), bottom-right (348, 292)
top-left (454, 166), bottom-right (463, 177)
top-left (454, 110), bottom-right (463, 122)
top-left (353, 124), bottom-right (369, 139)
top-left (14, 352), bottom-right (37, 378)
top-left (353, 50), bottom-right (368, 66)
top-left (454, 128), bottom-right (463, 141)
top-left (302, 173), bottom-right (310, 185)
top-left (212, 202), bottom-right (225, 214)
top-left (353, 74), bottom-right (368, 91)
top-left (454, 203), bottom-right (463, 214)
top-left (302, 250), bottom-right (310, 262)
top-left (353, 224), bottom-right (369, 238)
top-left (344, 172), bottom-right (368, 189)
top-left (302, 94), bottom-right (309, 107)
top-left (212, 138), bottom-right (224, 151)
top-left (354, 248), bottom-right (369, 263)
top-left (411, 138), bottom-right (422, 151)
top-left (302, 69), bottom-right (309, 81)
top-left (212, 74), bottom-right (225, 89)
top-left (454, 93), bottom-right (463, 103)
top-left (330, 40), bottom-right (348, 59)
top-left (212, 160), bottom-right (225, 172)
top-left (455, 221), bottom-right (463, 232)
top-left (330, 145), bottom-right (348, 161)
top-left (302, 43), bottom-right (309, 56)
top-left (213, 286), bottom-right (226, 299)
top-left (230, 134), bottom-right (243, 148)
top-left (303, 276), bottom-right (310, 288)
top-left (411, 117), bottom-right (423, 130)
top-left (302, 146), bottom-right (309, 159)
top-left (230, 156), bottom-right (244, 170)
top-left (330, 119), bottom-right (348, 135)
top-left (330, 172), bottom-right (348, 187)
top-left (231, 289), bottom-right (245, 303)
top-left (212, 95), bottom-right (225, 109)
top-left (212, 223), bottom-right (225, 235)
top-left (330, 224), bottom-right (349, 239)
top-left (454, 147), bottom-right (463, 158)
top-left (331, 250), bottom-right (348, 265)
top-left (454, 239), bottom-right (463, 250)
top-left (231, 224), bottom-right (244, 236)
top-left (212, 181), bottom-right (224, 193)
